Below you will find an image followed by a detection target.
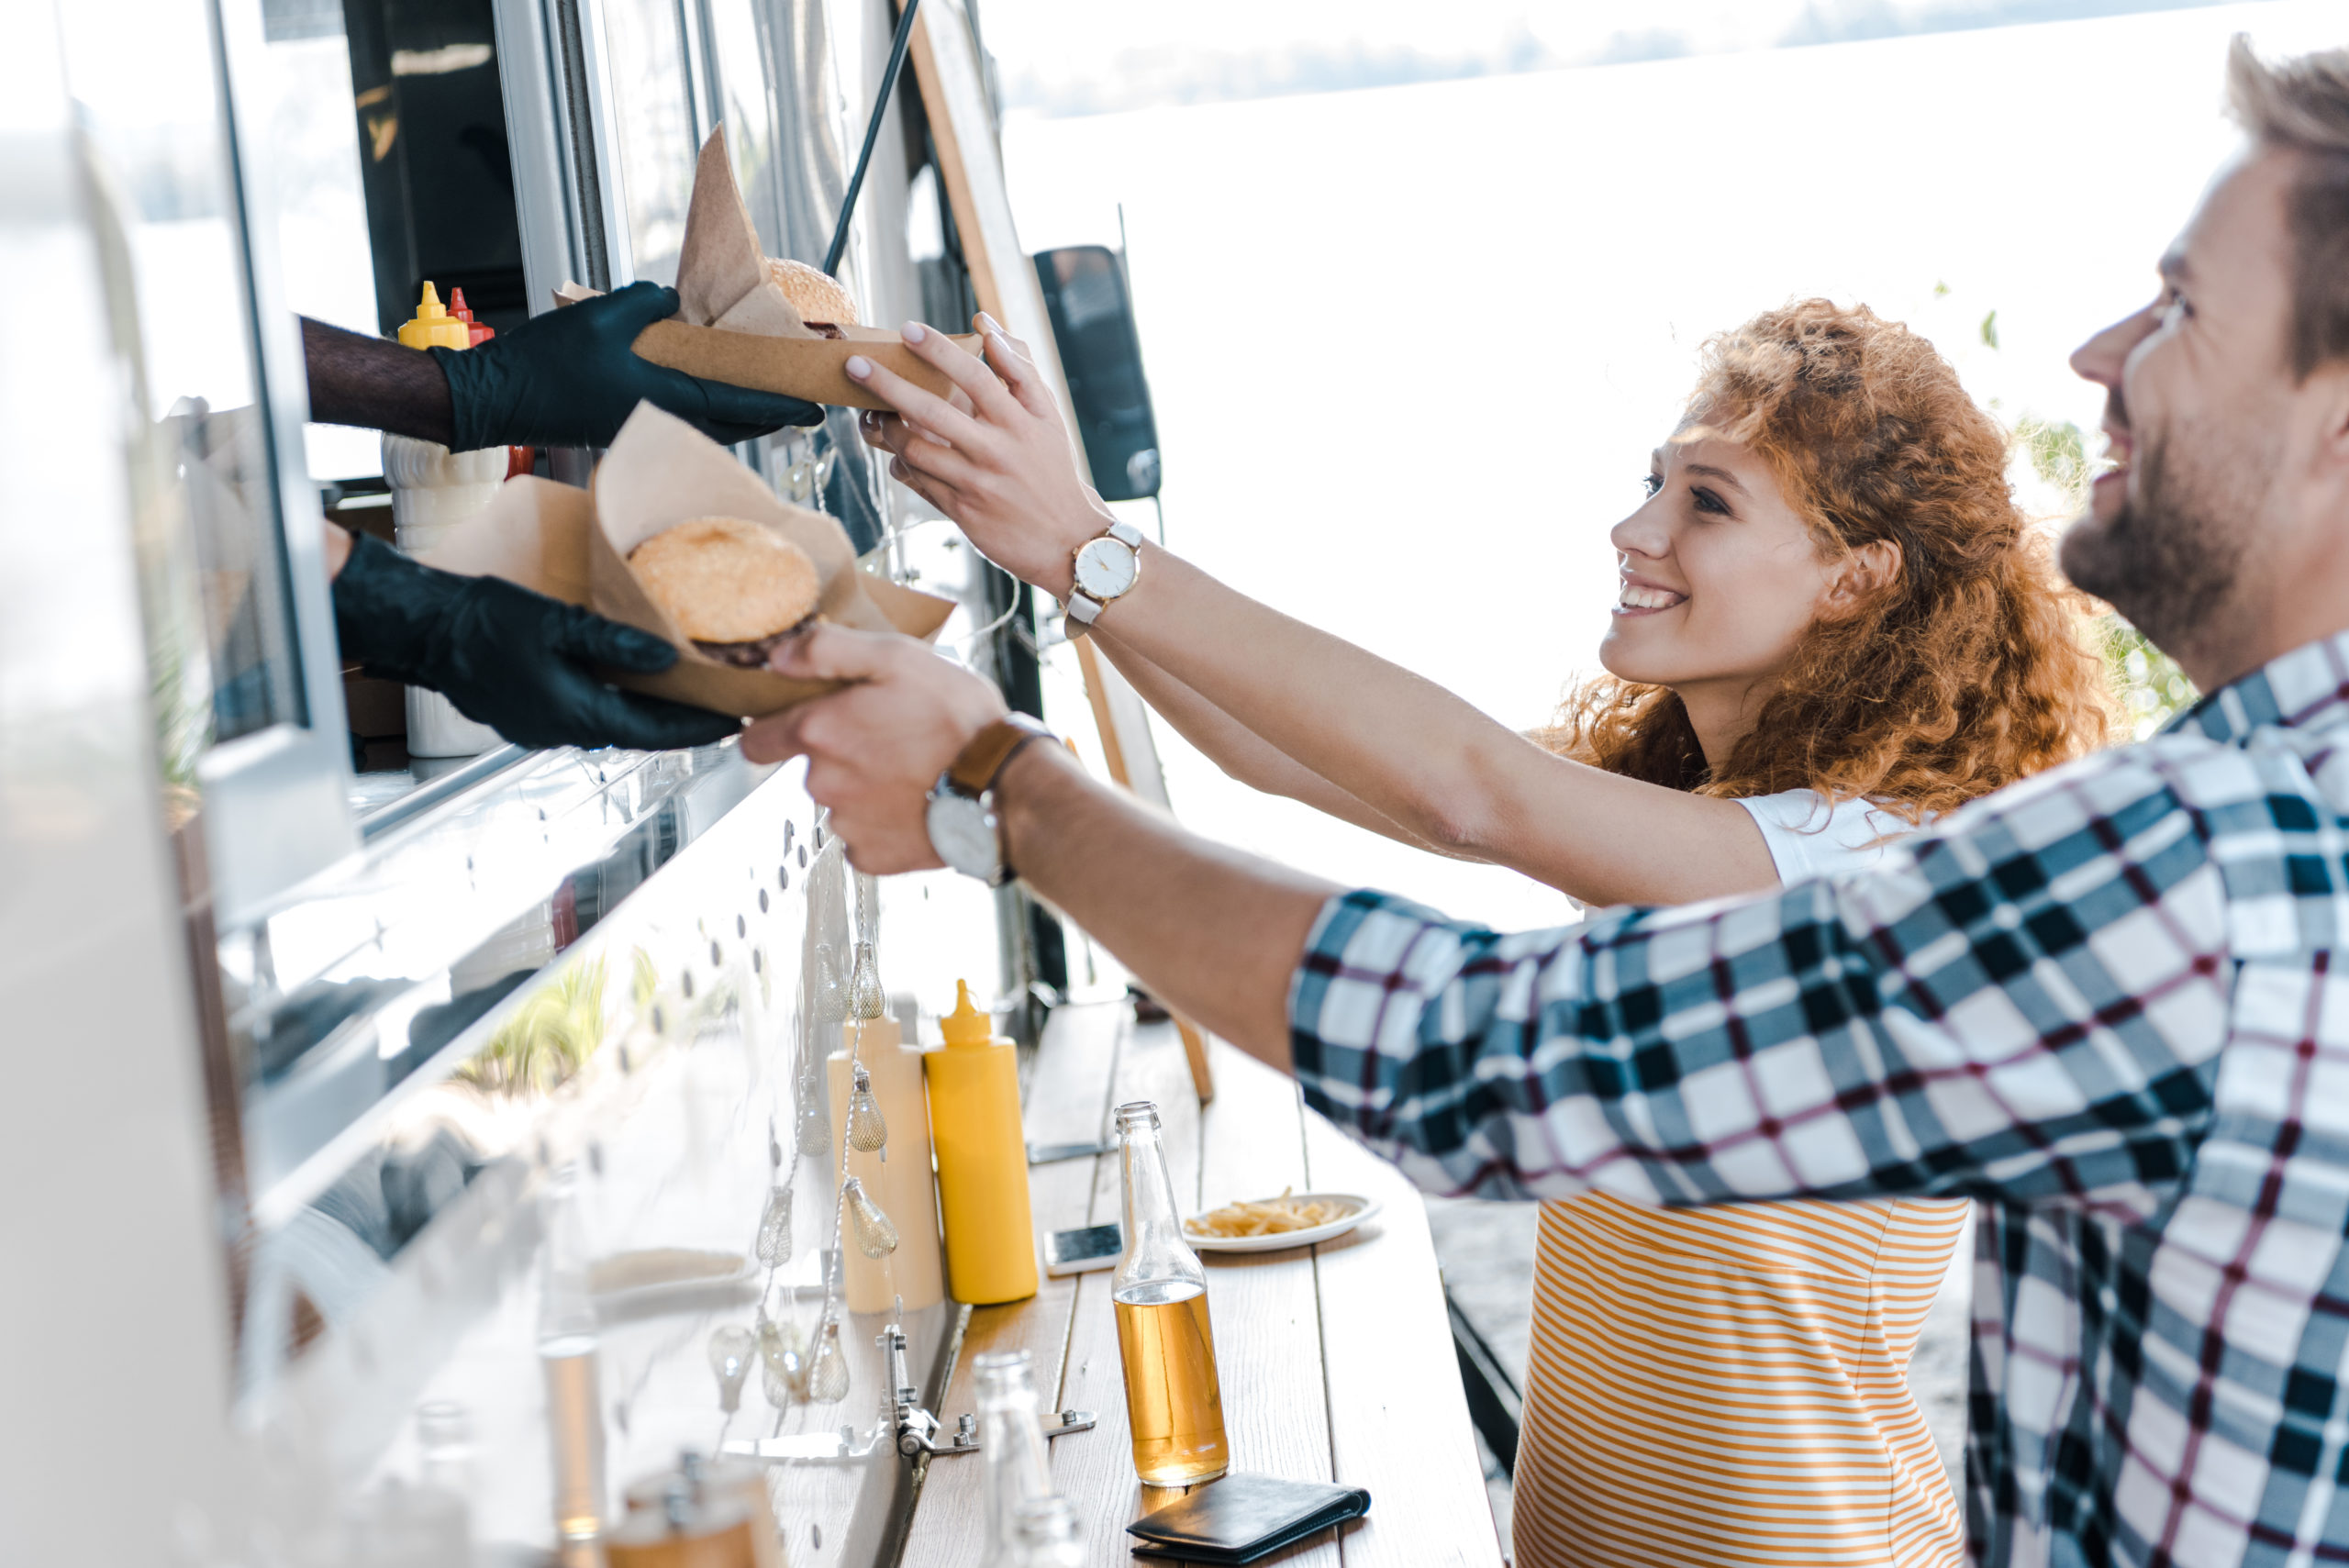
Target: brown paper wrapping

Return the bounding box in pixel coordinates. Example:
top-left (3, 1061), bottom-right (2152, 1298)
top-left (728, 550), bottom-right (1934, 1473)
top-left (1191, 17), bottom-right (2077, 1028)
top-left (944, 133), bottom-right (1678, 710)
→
top-left (559, 124), bottom-right (983, 410)
top-left (418, 406), bottom-right (952, 720)
top-left (630, 318), bottom-right (984, 412)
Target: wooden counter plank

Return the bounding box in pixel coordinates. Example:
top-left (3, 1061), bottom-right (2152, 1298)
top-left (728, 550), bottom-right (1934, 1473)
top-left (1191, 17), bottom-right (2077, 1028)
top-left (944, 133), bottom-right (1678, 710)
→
top-left (1303, 1114), bottom-right (1503, 1568)
top-left (1048, 1018), bottom-right (1209, 1560)
top-left (898, 1002), bottom-right (1128, 1567)
top-left (1189, 1041), bottom-right (1342, 1566)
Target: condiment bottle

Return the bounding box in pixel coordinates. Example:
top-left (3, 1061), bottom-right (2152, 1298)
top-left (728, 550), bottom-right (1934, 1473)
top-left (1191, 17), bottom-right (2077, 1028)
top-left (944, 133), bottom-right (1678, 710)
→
top-left (385, 281), bottom-right (506, 757)
top-left (924, 982), bottom-right (1038, 1305)
top-left (445, 289), bottom-right (537, 478)
top-left (447, 286), bottom-right (496, 346)
top-left (824, 941), bottom-right (943, 1313)
top-left (1110, 1100), bottom-right (1228, 1485)
top-left (974, 1350), bottom-right (1056, 1568)
top-left (395, 281), bottom-right (472, 350)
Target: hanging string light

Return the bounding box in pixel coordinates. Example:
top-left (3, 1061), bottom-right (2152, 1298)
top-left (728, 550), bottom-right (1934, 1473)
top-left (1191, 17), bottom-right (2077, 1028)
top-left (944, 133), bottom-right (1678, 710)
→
top-left (759, 1312), bottom-right (807, 1409)
top-left (756, 1180), bottom-right (794, 1268)
top-left (806, 1313), bottom-right (851, 1404)
top-left (845, 1061), bottom-right (888, 1152)
top-left (707, 1326), bottom-right (755, 1414)
top-left (843, 1176), bottom-right (900, 1259)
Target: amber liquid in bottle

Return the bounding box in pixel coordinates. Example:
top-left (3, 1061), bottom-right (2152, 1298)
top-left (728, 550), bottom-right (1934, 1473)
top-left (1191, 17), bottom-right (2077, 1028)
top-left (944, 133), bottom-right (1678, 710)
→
top-left (1114, 1280), bottom-right (1229, 1485)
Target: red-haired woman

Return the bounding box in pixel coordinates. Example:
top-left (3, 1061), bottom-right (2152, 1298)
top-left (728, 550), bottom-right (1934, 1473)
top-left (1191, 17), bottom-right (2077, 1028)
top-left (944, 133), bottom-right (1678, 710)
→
top-left (849, 299), bottom-right (2116, 1567)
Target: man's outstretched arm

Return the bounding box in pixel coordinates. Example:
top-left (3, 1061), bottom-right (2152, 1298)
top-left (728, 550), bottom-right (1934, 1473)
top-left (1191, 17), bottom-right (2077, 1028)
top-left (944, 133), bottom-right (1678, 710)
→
top-left (993, 741), bottom-right (1332, 1067)
top-left (742, 624), bottom-right (1333, 1061)
top-left (748, 625), bottom-right (2236, 1208)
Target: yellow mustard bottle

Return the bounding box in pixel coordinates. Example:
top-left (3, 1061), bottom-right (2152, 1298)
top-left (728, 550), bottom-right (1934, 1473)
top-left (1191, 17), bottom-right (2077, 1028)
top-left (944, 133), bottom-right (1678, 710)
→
top-left (396, 281), bottom-right (472, 350)
top-left (924, 981), bottom-right (1038, 1304)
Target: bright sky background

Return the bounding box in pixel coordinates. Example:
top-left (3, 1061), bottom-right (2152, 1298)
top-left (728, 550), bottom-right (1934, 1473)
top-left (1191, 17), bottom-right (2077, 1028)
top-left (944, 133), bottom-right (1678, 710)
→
top-left (998, 0), bottom-right (2344, 933)
top-left (978, 0), bottom-right (2294, 112)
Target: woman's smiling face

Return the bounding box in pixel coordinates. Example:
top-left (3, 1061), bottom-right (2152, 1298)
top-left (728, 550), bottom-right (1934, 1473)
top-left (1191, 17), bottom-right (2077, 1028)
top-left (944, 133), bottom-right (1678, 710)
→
top-left (1599, 435), bottom-right (1842, 706)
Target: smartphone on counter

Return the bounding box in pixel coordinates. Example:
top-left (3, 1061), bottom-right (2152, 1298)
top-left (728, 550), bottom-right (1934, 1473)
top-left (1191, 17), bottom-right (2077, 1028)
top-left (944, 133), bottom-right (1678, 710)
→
top-left (1043, 1222), bottom-right (1124, 1276)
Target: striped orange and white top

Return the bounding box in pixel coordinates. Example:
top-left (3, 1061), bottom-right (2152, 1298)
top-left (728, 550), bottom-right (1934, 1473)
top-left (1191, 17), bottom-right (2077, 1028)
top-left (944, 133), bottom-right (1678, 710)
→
top-left (1511, 1190), bottom-right (1969, 1568)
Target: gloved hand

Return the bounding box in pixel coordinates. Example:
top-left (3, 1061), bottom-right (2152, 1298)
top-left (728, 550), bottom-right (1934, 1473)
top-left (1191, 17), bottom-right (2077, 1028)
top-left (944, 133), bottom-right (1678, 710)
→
top-left (430, 281), bottom-right (824, 450)
top-left (332, 531), bottom-right (741, 751)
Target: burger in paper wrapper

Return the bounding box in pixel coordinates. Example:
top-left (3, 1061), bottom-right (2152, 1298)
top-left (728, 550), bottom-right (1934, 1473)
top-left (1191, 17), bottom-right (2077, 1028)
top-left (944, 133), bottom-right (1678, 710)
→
top-left (420, 403), bottom-right (952, 723)
top-left (560, 124), bottom-right (983, 410)
top-left (629, 517), bottom-right (823, 667)
top-left (764, 259), bottom-right (859, 335)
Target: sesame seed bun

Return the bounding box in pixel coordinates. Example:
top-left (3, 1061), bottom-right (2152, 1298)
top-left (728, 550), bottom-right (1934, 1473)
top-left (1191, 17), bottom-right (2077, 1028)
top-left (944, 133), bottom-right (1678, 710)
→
top-left (766, 258), bottom-right (859, 328)
top-left (628, 517), bottom-right (821, 645)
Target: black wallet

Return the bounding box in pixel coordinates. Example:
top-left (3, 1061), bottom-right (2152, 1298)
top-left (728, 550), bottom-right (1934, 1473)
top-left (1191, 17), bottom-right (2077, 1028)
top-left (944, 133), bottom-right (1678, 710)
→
top-left (1127, 1472), bottom-right (1372, 1563)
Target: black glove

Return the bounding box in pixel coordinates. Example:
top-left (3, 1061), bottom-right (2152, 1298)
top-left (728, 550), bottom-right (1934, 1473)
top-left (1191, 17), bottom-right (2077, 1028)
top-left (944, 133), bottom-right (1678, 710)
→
top-left (430, 281), bottom-right (825, 450)
top-left (332, 531), bottom-right (741, 752)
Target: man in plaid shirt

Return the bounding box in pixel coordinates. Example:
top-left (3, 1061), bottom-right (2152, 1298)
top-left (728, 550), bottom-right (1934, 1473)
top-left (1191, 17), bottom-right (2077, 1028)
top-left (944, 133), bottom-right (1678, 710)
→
top-left (750, 38), bottom-right (2349, 1567)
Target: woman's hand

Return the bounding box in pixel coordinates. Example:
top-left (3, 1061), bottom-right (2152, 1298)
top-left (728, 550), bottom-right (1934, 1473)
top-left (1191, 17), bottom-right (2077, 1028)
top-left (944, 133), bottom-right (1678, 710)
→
top-left (847, 316), bottom-right (1106, 596)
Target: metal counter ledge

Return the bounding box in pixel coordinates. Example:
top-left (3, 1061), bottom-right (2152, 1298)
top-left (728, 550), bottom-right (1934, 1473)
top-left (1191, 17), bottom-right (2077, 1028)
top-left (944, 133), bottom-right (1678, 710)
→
top-left (898, 1003), bottom-right (1504, 1567)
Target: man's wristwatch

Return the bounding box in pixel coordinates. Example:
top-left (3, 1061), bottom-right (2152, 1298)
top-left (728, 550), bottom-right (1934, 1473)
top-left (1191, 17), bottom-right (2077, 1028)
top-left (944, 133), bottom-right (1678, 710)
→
top-left (1064, 518), bottom-right (1144, 635)
top-left (925, 713), bottom-right (1057, 884)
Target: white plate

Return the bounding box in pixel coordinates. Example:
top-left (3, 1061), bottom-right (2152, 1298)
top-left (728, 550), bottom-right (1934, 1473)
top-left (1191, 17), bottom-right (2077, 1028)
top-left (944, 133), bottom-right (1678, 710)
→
top-left (1182, 1193), bottom-right (1382, 1253)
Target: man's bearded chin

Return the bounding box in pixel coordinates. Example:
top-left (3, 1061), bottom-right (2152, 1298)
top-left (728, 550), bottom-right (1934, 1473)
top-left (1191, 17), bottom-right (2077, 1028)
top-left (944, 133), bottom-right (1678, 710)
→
top-left (2059, 427), bottom-right (2247, 670)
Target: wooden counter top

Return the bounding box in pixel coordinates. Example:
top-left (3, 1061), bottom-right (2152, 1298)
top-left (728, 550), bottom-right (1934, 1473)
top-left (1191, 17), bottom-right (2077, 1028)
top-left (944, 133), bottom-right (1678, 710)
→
top-left (898, 1005), bottom-right (1502, 1566)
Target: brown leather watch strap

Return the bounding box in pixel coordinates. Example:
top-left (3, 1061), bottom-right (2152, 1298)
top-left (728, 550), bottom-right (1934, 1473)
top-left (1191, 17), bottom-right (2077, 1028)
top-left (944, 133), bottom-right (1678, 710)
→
top-left (946, 713), bottom-right (1056, 796)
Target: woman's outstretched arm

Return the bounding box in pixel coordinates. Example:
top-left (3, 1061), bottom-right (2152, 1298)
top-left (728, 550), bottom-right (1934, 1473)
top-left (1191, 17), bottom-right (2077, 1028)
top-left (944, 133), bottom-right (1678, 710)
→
top-left (848, 323), bottom-right (1776, 907)
top-left (1091, 637), bottom-right (1478, 857)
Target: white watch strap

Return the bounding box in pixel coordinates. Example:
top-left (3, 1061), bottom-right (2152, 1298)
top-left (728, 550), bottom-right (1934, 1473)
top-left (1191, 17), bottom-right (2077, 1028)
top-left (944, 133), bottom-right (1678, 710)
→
top-left (1067, 589), bottom-right (1105, 625)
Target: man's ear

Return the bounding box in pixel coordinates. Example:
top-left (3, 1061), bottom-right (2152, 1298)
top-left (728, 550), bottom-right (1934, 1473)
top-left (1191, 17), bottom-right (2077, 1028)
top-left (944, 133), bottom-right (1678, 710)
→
top-left (1825, 539), bottom-right (1902, 610)
top-left (2306, 361), bottom-right (2349, 506)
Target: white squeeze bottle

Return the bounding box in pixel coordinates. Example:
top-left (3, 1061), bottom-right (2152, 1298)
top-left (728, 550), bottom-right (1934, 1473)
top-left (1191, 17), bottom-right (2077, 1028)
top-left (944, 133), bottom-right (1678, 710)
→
top-left (386, 282), bottom-right (507, 758)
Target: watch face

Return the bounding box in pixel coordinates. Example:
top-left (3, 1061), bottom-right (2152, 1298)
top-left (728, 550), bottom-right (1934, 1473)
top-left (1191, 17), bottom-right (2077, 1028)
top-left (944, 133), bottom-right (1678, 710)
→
top-left (1072, 536), bottom-right (1138, 601)
top-left (926, 789), bottom-right (1001, 881)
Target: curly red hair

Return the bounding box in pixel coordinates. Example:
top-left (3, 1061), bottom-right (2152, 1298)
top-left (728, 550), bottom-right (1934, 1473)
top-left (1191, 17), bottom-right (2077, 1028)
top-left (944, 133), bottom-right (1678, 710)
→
top-left (1537, 299), bottom-right (2115, 817)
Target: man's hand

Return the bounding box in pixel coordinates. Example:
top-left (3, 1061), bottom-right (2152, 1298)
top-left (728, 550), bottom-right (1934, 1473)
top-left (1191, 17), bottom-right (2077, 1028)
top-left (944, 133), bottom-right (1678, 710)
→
top-left (847, 317), bottom-right (1108, 595)
top-left (740, 624), bottom-right (1008, 873)
top-left (431, 283), bottom-right (826, 450)
top-left (332, 532), bottom-right (742, 751)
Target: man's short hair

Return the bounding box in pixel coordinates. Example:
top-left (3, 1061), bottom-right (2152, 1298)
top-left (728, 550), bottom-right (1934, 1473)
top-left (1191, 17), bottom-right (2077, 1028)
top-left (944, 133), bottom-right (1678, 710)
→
top-left (2227, 36), bottom-right (2349, 379)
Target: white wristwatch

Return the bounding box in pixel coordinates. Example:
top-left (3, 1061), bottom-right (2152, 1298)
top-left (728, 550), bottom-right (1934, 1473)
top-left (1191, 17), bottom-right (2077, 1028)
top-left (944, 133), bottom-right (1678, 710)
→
top-left (1064, 518), bottom-right (1145, 634)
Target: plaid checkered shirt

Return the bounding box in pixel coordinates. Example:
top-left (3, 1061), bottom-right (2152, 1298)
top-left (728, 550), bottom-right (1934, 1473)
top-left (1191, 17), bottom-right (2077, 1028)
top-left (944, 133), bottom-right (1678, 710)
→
top-left (1288, 631), bottom-right (2349, 1568)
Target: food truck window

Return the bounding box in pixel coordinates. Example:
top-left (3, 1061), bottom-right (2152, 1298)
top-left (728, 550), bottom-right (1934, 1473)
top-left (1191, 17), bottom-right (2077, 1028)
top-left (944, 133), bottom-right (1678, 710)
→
top-left (64, 0), bottom-right (308, 745)
top-left (595, 0), bottom-right (698, 284)
top-left (339, 0), bottom-right (527, 339)
top-left (261, 0), bottom-right (387, 484)
top-left (61, 0), bottom-right (357, 927)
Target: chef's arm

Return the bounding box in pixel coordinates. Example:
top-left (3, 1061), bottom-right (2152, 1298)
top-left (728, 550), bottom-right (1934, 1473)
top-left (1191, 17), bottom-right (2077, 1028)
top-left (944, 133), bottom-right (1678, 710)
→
top-left (302, 317), bottom-right (458, 446)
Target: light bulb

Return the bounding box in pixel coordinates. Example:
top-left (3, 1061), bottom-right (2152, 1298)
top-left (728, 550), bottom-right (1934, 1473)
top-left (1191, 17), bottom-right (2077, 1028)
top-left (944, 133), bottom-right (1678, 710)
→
top-left (807, 1316), bottom-right (850, 1403)
top-left (707, 1326), bottom-right (755, 1415)
top-left (842, 1176), bottom-right (899, 1259)
top-left (796, 946), bottom-right (837, 1157)
top-left (758, 1316), bottom-right (806, 1407)
top-left (814, 942), bottom-right (843, 1026)
top-left (847, 939), bottom-right (885, 1020)
top-left (755, 1183), bottom-right (794, 1267)
top-left (845, 1062), bottom-right (888, 1153)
